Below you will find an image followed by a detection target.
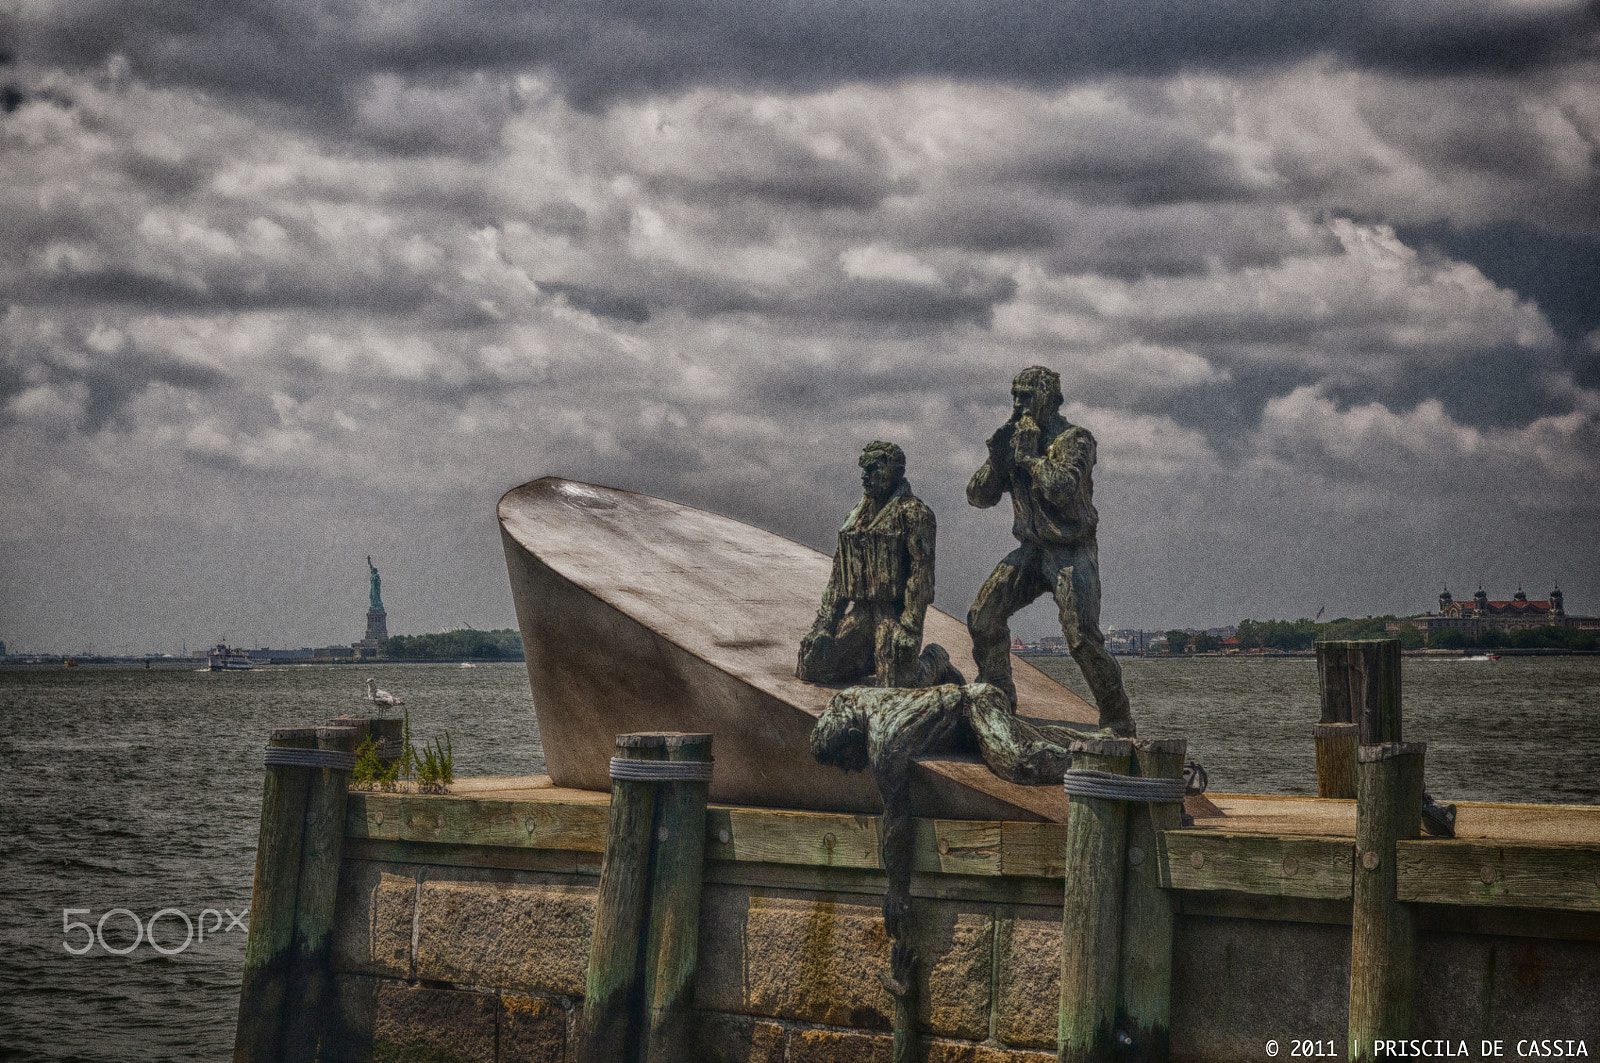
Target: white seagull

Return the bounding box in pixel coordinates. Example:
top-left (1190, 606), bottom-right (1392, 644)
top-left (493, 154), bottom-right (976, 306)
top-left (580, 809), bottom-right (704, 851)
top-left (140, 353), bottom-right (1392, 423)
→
top-left (365, 677), bottom-right (405, 709)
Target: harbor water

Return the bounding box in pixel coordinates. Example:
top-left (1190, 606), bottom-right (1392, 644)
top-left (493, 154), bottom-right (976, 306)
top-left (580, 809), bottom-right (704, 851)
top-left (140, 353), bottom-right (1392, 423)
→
top-left (1, 656), bottom-right (1596, 1061)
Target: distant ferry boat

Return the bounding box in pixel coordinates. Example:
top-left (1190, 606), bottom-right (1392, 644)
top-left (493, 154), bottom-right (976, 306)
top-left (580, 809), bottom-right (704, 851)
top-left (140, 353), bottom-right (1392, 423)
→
top-left (208, 644), bottom-right (254, 671)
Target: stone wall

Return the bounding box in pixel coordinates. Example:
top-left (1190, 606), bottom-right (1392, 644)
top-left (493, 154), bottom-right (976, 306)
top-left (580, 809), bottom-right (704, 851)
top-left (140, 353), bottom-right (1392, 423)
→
top-left (321, 857), bottom-right (1600, 1062)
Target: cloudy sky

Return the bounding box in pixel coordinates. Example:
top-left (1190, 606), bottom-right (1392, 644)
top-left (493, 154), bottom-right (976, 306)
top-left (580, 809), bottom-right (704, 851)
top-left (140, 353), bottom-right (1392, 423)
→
top-left (2, 0), bottom-right (1597, 654)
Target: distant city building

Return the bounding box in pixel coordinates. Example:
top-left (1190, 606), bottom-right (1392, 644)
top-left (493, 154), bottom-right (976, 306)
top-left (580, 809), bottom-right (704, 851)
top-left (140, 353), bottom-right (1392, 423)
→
top-left (1390, 585), bottom-right (1598, 639)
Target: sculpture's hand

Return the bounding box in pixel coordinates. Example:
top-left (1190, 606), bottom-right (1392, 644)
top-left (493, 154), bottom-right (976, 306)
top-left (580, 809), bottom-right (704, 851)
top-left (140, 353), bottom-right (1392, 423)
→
top-left (1011, 415), bottom-right (1040, 464)
top-left (985, 420), bottom-right (1015, 470)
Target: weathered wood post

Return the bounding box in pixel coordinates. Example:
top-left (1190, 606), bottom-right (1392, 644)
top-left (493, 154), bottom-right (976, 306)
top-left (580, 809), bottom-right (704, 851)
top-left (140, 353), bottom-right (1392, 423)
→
top-left (280, 725), bottom-right (359, 1063)
top-left (1348, 741), bottom-right (1425, 1063)
top-left (1315, 640), bottom-right (1401, 797)
top-left (234, 726), bottom-right (317, 1063)
top-left (1059, 737), bottom-right (1134, 1063)
top-left (1116, 738), bottom-right (1187, 1063)
top-left (1313, 723), bottom-right (1359, 799)
top-left (641, 733), bottom-right (713, 1063)
top-left (575, 733), bottom-right (667, 1063)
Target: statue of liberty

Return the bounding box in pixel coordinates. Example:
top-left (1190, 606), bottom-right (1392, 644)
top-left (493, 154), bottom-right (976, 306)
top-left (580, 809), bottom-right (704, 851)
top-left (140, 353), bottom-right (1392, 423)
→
top-left (367, 555), bottom-right (384, 611)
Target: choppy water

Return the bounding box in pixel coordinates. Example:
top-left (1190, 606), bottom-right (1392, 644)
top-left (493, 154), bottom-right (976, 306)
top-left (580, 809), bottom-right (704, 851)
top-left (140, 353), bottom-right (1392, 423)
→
top-left (1, 657), bottom-right (1595, 1061)
top-left (1034, 655), bottom-right (1600, 804)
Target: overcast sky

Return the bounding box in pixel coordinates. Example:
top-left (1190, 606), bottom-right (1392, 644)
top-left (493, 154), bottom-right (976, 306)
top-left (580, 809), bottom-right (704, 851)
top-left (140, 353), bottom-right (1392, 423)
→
top-left (2, 1), bottom-right (1598, 654)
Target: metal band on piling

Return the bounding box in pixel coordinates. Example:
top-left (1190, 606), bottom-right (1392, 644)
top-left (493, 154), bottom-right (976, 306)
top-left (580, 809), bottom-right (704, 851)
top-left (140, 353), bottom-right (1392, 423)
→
top-left (609, 757), bottom-right (714, 783)
top-left (1063, 769), bottom-right (1186, 803)
top-left (264, 747), bottom-right (359, 771)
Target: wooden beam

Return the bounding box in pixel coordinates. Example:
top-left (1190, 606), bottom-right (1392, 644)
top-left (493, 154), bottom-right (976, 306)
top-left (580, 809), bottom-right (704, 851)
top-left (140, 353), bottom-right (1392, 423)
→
top-left (345, 791), bottom-right (609, 852)
top-left (1397, 839), bottom-right (1600, 912)
top-left (1158, 831), bottom-right (1355, 901)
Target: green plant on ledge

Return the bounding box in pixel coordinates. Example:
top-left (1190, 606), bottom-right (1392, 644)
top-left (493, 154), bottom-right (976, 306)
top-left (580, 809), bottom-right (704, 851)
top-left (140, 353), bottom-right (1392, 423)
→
top-left (415, 733), bottom-right (454, 794)
top-left (349, 709), bottom-right (454, 793)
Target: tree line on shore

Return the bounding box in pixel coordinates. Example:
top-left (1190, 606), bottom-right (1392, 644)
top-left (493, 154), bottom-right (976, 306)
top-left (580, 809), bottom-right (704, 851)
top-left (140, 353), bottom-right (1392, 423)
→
top-left (380, 618), bottom-right (1594, 661)
top-left (378, 628), bottom-right (524, 660)
top-left (1163, 617), bottom-right (1595, 653)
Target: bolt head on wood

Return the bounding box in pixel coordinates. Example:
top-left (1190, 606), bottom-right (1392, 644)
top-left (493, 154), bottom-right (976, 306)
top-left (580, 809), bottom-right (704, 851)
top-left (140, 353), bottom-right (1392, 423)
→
top-left (1480, 865), bottom-right (1496, 884)
top-left (717, 828), bottom-right (730, 844)
top-left (1282, 856), bottom-right (1298, 876)
top-left (1128, 846), bottom-right (1145, 866)
top-left (1190, 850), bottom-right (1205, 869)
top-left (1362, 850), bottom-right (1380, 871)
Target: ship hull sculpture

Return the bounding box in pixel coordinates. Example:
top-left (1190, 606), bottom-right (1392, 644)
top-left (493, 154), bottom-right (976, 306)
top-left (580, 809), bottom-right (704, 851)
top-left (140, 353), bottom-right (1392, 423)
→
top-left (498, 367), bottom-right (1140, 1063)
top-left (497, 478), bottom-right (1099, 823)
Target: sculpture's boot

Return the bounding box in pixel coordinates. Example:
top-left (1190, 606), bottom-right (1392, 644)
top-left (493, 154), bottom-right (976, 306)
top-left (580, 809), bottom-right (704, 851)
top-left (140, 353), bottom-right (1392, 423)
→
top-left (914, 643), bottom-right (965, 687)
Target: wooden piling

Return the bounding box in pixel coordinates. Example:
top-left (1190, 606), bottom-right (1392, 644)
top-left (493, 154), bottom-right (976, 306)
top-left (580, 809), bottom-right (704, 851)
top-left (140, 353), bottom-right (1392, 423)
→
top-left (280, 725), bottom-right (359, 1063)
top-left (233, 726), bottom-right (317, 1063)
top-left (575, 733), bottom-right (667, 1063)
top-left (1349, 741), bottom-right (1425, 1063)
top-left (641, 734), bottom-right (713, 1063)
top-left (1316, 640), bottom-right (1401, 797)
top-left (1316, 641), bottom-right (1352, 725)
top-left (1116, 738), bottom-right (1186, 1063)
top-left (1313, 723), bottom-right (1359, 799)
top-left (1317, 639), bottom-right (1402, 744)
top-left (1058, 737), bottom-right (1134, 1063)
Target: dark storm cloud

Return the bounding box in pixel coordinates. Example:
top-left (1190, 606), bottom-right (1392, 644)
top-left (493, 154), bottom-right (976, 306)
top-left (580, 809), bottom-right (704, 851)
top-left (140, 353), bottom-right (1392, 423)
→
top-left (1398, 220), bottom-right (1600, 346)
top-left (13, 0), bottom-right (1598, 117)
top-left (7, 265), bottom-right (452, 319)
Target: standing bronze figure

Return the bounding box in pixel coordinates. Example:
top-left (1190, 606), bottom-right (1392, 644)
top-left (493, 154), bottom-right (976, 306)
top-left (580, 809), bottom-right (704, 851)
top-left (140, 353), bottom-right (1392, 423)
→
top-left (966, 367), bottom-right (1133, 733)
top-left (797, 441), bottom-right (961, 688)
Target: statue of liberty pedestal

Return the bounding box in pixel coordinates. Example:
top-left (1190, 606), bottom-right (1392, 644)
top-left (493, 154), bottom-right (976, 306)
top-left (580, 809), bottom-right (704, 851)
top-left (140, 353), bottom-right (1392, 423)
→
top-left (365, 555), bottom-right (388, 642)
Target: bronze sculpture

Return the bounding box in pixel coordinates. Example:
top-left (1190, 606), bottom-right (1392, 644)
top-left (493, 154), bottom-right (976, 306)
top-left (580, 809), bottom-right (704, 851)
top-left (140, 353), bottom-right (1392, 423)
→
top-left (797, 441), bottom-right (962, 689)
top-left (966, 367), bottom-right (1134, 734)
top-left (810, 680), bottom-right (1094, 1063)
